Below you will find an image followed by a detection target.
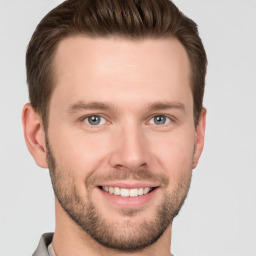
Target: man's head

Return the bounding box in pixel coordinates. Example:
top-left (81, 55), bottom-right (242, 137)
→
top-left (23, 0), bottom-right (207, 253)
top-left (26, 0), bottom-right (207, 129)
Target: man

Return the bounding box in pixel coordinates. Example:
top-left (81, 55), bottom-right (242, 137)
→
top-left (22, 0), bottom-right (207, 255)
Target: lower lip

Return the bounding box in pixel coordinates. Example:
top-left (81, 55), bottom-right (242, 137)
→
top-left (97, 187), bottom-right (158, 208)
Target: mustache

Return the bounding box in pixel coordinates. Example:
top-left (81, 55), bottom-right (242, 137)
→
top-left (85, 167), bottom-right (169, 187)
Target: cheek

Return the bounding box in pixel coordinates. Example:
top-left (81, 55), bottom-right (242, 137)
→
top-left (148, 128), bottom-right (195, 176)
top-left (48, 126), bottom-right (111, 178)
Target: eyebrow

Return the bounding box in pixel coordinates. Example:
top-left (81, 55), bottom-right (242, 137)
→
top-left (67, 101), bottom-right (114, 113)
top-left (147, 102), bottom-right (186, 113)
top-left (67, 101), bottom-right (185, 114)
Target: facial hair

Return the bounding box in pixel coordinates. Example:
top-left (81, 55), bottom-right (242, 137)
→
top-left (46, 136), bottom-right (192, 252)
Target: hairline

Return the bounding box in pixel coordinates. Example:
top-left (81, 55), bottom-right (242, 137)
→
top-left (41, 33), bottom-right (196, 130)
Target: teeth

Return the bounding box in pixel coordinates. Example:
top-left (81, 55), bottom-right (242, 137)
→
top-left (129, 188), bottom-right (138, 197)
top-left (114, 187), bottom-right (121, 195)
top-left (103, 186), bottom-right (109, 192)
top-left (101, 186), bottom-right (153, 197)
top-left (120, 188), bottom-right (130, 197)
top-left (138, 188), bottom-right (144, 196)
top-left (109, 187), bottom-right (114, 194)
top-left (143, 187), bottom-right (150, 194)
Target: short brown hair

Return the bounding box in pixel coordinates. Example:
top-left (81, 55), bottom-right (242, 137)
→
top-left (26, 0), bottom-right (207, 128)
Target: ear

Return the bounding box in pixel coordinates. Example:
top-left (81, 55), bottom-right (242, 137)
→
top-left (192, 108), bottom-right (207, 169)
top-left (22, 103), bottom-right (48, 168)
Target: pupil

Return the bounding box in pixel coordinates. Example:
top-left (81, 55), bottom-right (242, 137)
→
top-left (155, 116), bottom-right (166, 125)
top-left (89, 116), bottom-right (100, 125)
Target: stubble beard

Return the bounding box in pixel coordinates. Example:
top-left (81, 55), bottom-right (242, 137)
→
top-left (46, 137), bottom-right (192, 252)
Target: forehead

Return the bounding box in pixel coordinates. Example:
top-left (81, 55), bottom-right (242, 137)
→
top-left (54, 36), bottom-right (190, 81)
top-left (50, 36), bottom-right (192, 112)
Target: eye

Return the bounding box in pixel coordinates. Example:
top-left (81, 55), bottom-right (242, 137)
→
top-left (84, 115), bottom-right (106, 126)
top-left (149, 115), bottom-right (171, 125)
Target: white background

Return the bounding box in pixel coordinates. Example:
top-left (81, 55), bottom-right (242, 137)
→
top-left (0, 1), bottom-right (256, 255)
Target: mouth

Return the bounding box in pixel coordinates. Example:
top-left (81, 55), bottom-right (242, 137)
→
top-left (99, 186), bottom-right (157, 197)
top-left (97, 183), bottom-right (160, 208)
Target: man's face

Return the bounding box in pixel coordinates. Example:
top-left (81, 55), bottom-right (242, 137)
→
top-left (46, 36), bottom-right (199, 251)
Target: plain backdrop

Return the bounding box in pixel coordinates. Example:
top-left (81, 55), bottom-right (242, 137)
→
top-left (0, 1), bottom-right (256, 255)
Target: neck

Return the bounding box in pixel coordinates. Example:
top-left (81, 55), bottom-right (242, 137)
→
top-left (52, 200), bottom-right (173, 256)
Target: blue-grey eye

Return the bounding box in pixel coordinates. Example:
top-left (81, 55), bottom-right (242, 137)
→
top-left (84, 115), bottom-right (106, 126)
top-left (149, 115), bottom-right (171, 125)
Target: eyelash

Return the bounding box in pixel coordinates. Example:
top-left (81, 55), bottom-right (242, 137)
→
top-left (80, 114), bottom-right (175, 127)
top-left (83, 115), bottom-right (107, 126)
top-left (148, 115), bottom-right (172, 126)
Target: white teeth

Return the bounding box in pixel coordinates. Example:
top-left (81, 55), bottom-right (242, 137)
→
top-left (114, 187), bottom-right (121, 195)
top-left (101, 186), bottom-right (153, 197)
top-left (103, 186), bottom-right (109, 192)
top-left (120, 188), bottom-right (130, 197)
top-left (138, 188), bottom-right (144, 196)
top-left (109, 187), bottom-right (114, 194)
top-left (143, 187), bottom-right (150, 194)
top-left (129, 188), bottom-right (138, 197)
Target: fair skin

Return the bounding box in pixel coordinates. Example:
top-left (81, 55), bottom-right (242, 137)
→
top-left (22, 36), bottom-right (206, 256)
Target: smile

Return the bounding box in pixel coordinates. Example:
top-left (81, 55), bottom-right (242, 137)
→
top-left (100, 186), bottom-right (155, 197)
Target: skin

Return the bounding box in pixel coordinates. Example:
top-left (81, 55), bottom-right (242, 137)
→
top-left (22, 36), bottom-right (206, 256)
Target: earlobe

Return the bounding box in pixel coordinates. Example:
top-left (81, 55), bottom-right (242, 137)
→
top-left (22, 103), bottom-right (48, 168)
top-left (192, 108), bottom-right (207, 169)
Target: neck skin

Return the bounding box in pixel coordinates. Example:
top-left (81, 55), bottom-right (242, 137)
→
top-left (52, 199), bottom-right (172, 256)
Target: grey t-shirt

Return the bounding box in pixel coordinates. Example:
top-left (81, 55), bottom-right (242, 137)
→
top-left (34, 233), bottom-right (174, 256)
top-left (48, 243), bottom-right (56, 256)
top-left (33, 233), bottom-right (53, 256)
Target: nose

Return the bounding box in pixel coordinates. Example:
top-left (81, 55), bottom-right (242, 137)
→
top-left (109, 124), bottom-right (150, 170)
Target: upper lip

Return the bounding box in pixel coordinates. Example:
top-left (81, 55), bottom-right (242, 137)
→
top-left (97, 182), bottom-right (159, 189)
